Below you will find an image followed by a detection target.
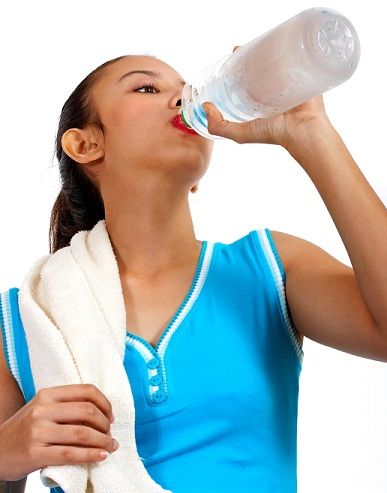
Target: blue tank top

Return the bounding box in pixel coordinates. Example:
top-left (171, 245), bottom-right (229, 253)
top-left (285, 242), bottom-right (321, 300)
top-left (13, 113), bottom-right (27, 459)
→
top-left (0, 229), bottom-right (304, 493)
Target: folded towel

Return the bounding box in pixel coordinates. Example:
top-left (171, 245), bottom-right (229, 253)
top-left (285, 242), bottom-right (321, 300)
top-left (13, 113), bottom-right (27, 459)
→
top-left (18, 219), bottom-right (172, 493)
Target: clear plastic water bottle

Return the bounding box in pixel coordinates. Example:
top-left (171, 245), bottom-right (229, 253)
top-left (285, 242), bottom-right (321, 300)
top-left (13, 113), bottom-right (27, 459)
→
top-left (180, 7), bottom-right (361, 140)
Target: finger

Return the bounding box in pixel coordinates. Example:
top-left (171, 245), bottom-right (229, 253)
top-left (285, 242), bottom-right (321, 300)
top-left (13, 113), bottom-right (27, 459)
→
top-left (37, 444), bottom-right (110, 466)
top-left (202, 102), bottom-right (244, 143)
top-left (49, 401), bottom-right (111, 435)
top-left (38, 384), bottom-right (113, 422)
top-left (40, 423), bottom-right (118, 454)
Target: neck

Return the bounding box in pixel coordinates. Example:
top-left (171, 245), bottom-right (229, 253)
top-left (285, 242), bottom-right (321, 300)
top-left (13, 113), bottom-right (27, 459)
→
top-left (104, 189), bottom-right (201, 281)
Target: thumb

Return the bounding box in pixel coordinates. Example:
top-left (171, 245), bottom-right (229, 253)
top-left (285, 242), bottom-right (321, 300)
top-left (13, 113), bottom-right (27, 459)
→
top-left (202, 102), bottom-right (243, 143)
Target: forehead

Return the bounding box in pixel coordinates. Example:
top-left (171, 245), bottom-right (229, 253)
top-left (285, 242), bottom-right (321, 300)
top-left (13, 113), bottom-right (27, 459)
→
top-left (94, 55), bottom-right (183, 92)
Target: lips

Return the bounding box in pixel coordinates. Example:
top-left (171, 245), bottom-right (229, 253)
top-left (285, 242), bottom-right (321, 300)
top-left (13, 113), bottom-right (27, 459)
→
top-left (171, 114), bottom-right (197, 135)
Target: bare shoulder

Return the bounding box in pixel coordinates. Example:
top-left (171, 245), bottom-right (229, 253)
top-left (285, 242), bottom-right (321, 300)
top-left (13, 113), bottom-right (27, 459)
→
top-left (268, 229), bottom-right (339, 271)
top-left (267, 230), bottom-right (308, 272)
top-left (0, 327), bottom-right (26, 424)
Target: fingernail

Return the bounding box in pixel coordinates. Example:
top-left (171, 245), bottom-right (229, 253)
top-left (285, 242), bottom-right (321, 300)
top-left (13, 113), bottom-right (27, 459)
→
top-left (110, 414), bottom-right (115, 423)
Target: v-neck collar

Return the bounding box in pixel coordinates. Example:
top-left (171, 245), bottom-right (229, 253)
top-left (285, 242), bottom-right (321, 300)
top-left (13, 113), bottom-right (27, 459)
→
top-left (125, 239), bottom-right (213, 355)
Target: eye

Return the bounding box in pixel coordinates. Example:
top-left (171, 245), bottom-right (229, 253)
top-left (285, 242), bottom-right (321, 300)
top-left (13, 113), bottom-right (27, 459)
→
top-left (134, 83), bottom-right (158, 94)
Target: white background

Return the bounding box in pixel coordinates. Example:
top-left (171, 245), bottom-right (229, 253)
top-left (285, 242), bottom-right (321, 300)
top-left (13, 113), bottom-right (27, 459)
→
top-left (0, 0), bottom-right (386, 492)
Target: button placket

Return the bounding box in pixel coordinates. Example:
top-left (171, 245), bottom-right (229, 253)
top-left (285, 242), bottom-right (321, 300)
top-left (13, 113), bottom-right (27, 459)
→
top-left (145, 355), bottom-right (167, 404)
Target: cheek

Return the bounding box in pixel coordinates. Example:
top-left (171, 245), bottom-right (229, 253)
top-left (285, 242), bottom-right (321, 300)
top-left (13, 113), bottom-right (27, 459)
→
top-left (110, 102), bottom-right (143, 130)
top-left (104, 108), bottom-right (161, 159)
top-left (111, 104), bottom-right (163, 142)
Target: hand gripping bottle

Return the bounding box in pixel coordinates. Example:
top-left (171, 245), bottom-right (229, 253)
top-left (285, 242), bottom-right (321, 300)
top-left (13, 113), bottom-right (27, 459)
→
top-left (180, 7), bottom-right (361, 140)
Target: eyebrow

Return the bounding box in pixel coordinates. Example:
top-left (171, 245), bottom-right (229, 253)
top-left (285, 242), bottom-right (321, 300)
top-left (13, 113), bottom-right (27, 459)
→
top-left (117, 69), bottom-right (186, 85)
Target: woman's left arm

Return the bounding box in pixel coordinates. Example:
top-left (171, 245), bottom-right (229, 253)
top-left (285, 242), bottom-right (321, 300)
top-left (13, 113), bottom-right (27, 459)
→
top-left (203, 92), bottom-right (387, 362)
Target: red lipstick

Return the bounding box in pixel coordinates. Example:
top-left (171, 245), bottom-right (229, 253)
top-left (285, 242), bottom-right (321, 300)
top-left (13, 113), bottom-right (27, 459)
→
top-left (171, 114), bottom-right (197, 135)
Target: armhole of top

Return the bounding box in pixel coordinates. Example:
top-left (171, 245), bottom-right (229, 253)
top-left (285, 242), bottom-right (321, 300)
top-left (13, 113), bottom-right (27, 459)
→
top-left (0, 288), bottom-right (36, 403)
top-left (0, 288), bottom-right (23, 391)
top-left (252, 229), bottom-right (304, 367)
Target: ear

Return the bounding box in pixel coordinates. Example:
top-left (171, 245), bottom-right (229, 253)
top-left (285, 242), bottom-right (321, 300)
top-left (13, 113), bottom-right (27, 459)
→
top-left (61, 124), bottom-right (104, 164)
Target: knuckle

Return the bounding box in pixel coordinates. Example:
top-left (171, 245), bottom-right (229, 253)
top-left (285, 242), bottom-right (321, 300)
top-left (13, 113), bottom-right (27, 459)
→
top-left (98, 417), bottom-right (109, 434)
top-left (29, 405), bottom-right (44, 421)
top-left (206, 122), bottom-right (215, 133)
top-left (74, 426), bottom-right (89, 442)
top-left (83, 402), bottom-right (97, 416)
top-left (61, 447), bottom-right (74, 462)
top-left (84, 383), bottom-right (97, 394)
top-left (36, 388), bottom-right (47, 401)
top-left (89, 449), bottom-right (101, 462)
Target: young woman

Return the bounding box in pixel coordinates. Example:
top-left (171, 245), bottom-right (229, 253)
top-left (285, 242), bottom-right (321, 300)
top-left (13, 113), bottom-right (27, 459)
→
top-left (1, 52), bottom-right (386, 492)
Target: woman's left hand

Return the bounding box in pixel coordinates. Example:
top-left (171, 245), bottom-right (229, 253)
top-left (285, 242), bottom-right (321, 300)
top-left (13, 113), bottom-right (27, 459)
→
top-left (201, 46), bottom-right (333, 149)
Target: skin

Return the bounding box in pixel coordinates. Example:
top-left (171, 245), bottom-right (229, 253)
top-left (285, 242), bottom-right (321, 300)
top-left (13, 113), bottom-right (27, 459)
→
top-left (61, 55), bottom-right (214, 282)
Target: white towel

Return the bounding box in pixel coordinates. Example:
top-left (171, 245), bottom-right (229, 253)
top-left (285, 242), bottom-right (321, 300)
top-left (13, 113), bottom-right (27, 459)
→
top-left (18, 219), bottom-right (173, 493)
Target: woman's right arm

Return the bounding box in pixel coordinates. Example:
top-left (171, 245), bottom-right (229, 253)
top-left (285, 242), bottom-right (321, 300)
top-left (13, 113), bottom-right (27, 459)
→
top-left (0, 324), bottom-right (118, 486)
top-left (0, 327), bottom-right (28, 491)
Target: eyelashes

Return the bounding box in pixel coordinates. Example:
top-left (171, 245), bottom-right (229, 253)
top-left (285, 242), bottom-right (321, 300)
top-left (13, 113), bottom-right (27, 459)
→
top-left (134, 82), bottom-right (158, 93)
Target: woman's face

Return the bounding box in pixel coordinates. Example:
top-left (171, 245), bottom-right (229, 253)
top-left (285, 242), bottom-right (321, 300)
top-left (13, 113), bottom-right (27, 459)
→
top-left (90, 55), bottom-right (214, 193)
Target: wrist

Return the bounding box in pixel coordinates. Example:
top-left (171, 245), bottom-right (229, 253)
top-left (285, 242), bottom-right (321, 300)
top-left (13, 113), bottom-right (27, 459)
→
top-left (284, 118), bottom-right (342, 167)
top-left (284, 117), bottom-right (338, 155)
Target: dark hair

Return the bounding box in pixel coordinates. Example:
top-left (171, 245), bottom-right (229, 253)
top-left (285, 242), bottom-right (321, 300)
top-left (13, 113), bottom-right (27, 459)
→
top-left (49, 55), bottom-right (128, 254)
